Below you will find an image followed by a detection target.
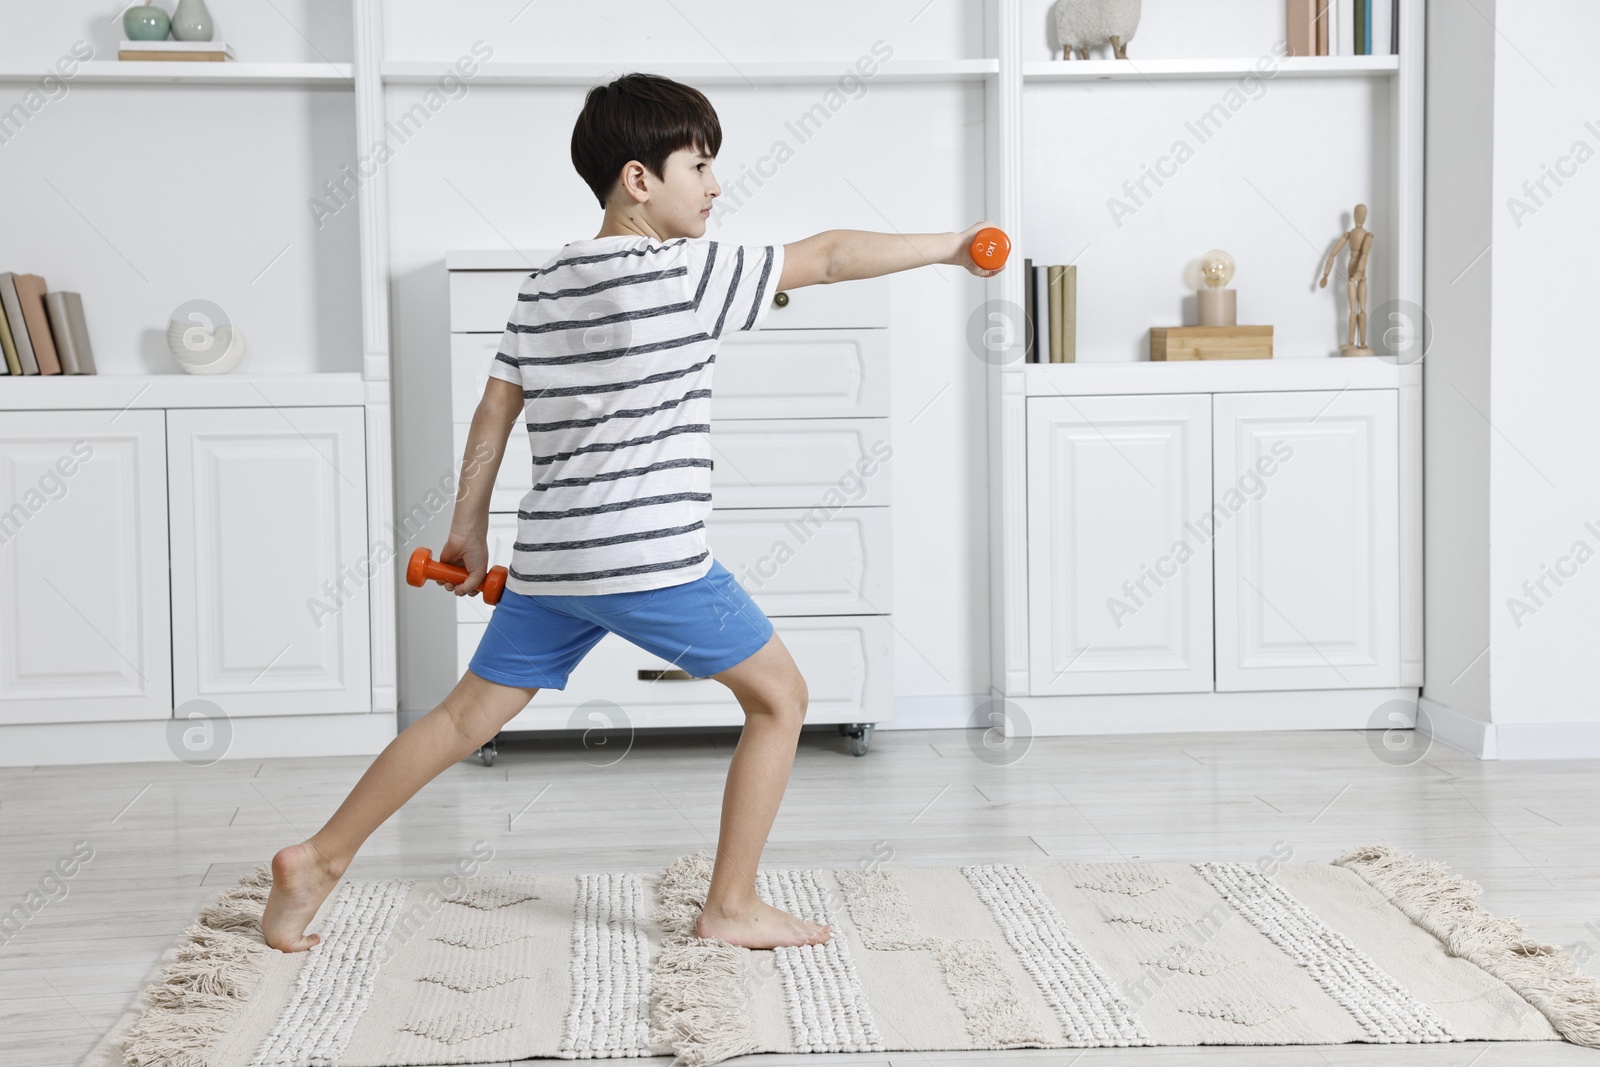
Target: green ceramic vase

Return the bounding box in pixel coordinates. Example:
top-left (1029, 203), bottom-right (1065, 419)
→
top-left (123, 3), bottom-right (171, 41)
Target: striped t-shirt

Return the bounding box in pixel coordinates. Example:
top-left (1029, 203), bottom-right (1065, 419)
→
top-left (487, 234), bottom-right (785, 596)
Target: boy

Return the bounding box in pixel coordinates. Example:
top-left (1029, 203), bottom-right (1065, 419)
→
top-left (262, 71), bottom-right (1003, 953)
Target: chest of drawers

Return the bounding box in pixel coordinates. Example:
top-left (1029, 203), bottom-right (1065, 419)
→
top-left (444, 250), bottom-right (895, 752)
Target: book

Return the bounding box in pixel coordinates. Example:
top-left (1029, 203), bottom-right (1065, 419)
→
top-left (1372, 0), bottom-right (1392, 57)
top-left (1354, 0), bottom-right (1367, 54)
top-left (1315, 0), bottom-right (1330, 55)
top-left (44, 291), bottom-right (96, 375)
top-left (1334, 0), bottom-right (1352, 56)
top-left (1392, 0), bottom-right (1400, 53)
top-left (1047, 266), bottom-right (1064, 363)
top-left (1033, 263), bottom-right (1051, 363)
top-left (1287, 0), bottom-right (1317, 57)
top-left (11, 274), bottom-right (61, 375)
top-left (1061, 265), bottom-right (1077, 363)
top-left (118, 39), bottom-right (235, 62)
top-left (0, 274), bottom-right (39, 375)
top-left (1023, 257), bottom-right (1036, 362)
top-left (0, 295), bottom-right (19, 375)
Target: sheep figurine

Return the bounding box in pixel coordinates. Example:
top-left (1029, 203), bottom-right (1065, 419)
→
top-left (1053, 0), bottom-right (1142, 60)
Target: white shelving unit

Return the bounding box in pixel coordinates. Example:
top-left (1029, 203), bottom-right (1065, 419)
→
top-left (0, 1), bottom-right (396, 765)
top-left (984, 0), bottom-right (1426, 734)
top-left (0, 0), bottom-right (1426, 759)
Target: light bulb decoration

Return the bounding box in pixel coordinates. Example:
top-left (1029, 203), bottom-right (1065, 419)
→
top-left (1196, 248), bottom-right (1237, 326)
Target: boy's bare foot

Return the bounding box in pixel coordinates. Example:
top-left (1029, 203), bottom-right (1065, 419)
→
top-left (261, 841), bottom-right (344, 953)
top-left (696, 899), bottom-right (832, 949)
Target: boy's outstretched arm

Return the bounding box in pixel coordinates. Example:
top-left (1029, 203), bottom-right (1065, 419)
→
top-left (779, 220), bottom-right (1003, 289)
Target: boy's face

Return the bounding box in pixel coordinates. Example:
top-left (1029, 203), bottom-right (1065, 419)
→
top-left (614, 145), bottom-right (720, 239)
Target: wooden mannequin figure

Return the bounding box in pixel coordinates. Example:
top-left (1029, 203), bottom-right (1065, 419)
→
top-left (1319, 202), bottom-right (1374, 356)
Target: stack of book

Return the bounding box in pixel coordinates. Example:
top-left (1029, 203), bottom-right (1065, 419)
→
top-left (118, 39), bottom-right (236, 62)
top-left (1024, 259), bottom-right (1076, 363)
top-left (1287, 0), bottom-right (1397, 57)
top-left (0, 273), bottom-right (97, 376)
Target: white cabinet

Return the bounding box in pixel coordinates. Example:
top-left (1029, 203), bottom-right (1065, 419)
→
top-left (1026, 386), bottom-right (1401, 700)
top-left (0, 399), bottom-right (373, 754)
top-left (167, 407), bottom-right (373, 716)
top-left (1213, 390), bottom-right (1399, 691)
top-left (1026, 394), bottom-right (1213, 695)
top-left (0, 410), bottom-right (173, 725)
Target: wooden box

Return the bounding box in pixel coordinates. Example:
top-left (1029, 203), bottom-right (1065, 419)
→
top-left (1149, 325), bottom-right (1273, 361)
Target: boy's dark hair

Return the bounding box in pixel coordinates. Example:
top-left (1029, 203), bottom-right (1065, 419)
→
top-left (571, 73), bottom-right (722, 210)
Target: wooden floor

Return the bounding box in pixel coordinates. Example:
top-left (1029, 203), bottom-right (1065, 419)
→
top-left (4, 724), bottom-right (1599, 1066)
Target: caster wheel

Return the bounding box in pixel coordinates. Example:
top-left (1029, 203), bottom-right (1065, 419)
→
top-left (841, 723), bottom-right (874, 757)
top-left (478, 738), bottom-right (498, 767)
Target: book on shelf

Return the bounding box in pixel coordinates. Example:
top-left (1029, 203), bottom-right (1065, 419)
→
top-left (1027, 262), bottom-right (1077, 363)
top-left (1333, 0), bottom-right (1351, 55)
top-left (118, 39), bottom-right (236, 62)
top-left (44, 292), bottom-right (97, 375)
top-left (1287, 0), bottom-right (1318, 57)
top-left (0, 272), bottom-right (96, 376)
top-left (1023, 257), bottom-right (1036, 362)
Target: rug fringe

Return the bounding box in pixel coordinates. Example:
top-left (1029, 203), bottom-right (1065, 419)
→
top-left (1335, 842), bottom-right (1600, 1048)
top-left (647, 851), bottom-right (759, 1067)
top-left (120, 862), bottom-right (275, 1067)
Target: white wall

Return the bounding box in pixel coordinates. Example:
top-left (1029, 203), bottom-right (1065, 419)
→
top-left (1423, 0), bottom-right (1600, 752)
top-left (1485, 1), bottom-right (1600, 727)
top-left (382, 4), bottom-right (996, 719)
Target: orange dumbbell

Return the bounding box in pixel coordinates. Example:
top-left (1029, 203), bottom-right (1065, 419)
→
top-left (969, 226), bottom-right (1011, 271)
top-left (407, 546), bottom-right (508, 605)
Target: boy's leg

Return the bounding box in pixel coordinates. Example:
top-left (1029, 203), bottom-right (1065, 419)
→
top-left (260, 669), bottom-right (537, 952)
top-left (698, 631), bottom-right (831, 948)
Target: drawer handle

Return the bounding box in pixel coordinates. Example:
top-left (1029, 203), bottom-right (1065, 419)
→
top-left (773, 291), bottom-right (790, 307)
top-left (638, 668), bottom-right (702, 681)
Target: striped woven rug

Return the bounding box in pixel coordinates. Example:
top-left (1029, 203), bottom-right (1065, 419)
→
top-left (85, 844), bottom-right (1600, 1066)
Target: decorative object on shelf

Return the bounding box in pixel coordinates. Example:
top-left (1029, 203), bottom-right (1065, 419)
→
top-left (1196, 248), bottom-right (1237, 327)
top-left (167, 301), bottom-right (247, 374)
top-left (170, 0), bottom-right (215, 41)
top-left (1319, 202), bottom-right (1374, 356)
top-left (1150, 325), bottom-right (1273, 361)
top-left (122, 0), bottom-right (171, 41)
top-left (1287, 0), bottom-right (1332, 56)
top-left (118, 39), bottom-right (235, 61)
top-left (1053, 0), bottom-right (1142, 60)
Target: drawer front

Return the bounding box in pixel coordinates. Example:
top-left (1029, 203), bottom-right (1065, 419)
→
top-left (704, 507), bottom-right (892, 615)
top-left (454, 417), bottom-right (892, 514)
top-left (449, 263), bottom-right (887, 332)
top-left (454, 507), bottom-right (892, 623)
top-left (457, 614), bottom-right (893, 724)
top-left (450, 332), bottom-right (502, 423)
top-left (449, 258), bottom-right (558, 332)
top-left (451, 327), bottom-right (889, 423)
top-left (712, 330), bottom-right (889, 419)
top-left (762, 275), bottom-right (889, 329)
top-left (453, 422), bottom-right (533, 513)
top-left (709, 418), bottom-right (891, 508)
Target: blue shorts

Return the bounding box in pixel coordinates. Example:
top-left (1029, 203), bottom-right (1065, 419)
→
top-left (467, 557), bottom-right (776, 689)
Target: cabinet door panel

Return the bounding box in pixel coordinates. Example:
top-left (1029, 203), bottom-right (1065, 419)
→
top-left (0, 410), bottom-right (171, 723)
top-left (1213, 390), bottom-right (1399, 691)
top-left (167, 407), bottom-right (371, 715)
top-left (1027, 394), bottom-right (1213, 695)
